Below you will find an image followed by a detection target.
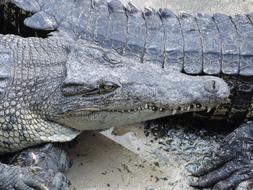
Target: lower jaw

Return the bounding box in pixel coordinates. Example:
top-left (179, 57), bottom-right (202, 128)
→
top-left (71, 102), bottom-right (215, 115)
top-left (53, 107), bottom-right (209, 131)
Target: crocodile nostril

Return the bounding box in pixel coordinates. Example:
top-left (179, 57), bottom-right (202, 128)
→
top-left (204, 80), bottom-right (220, 93)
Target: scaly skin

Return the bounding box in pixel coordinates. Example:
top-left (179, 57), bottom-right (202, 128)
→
top-left (9, 144), bottom-right (71, 190)
top-left (0, 33), bottom-right (229, 189)
top-left (0, 0), bottom-right (253, 189)
top-left (188, 121), bottom-right (253, 190)
top-left (0, 34), bottom-right (229, 152)
top-left (0, 143), bottom-right (70, 190)
top-left (6, 0), bottom-right (252, 122)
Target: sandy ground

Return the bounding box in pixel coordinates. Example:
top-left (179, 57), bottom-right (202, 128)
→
top-left (66, 123), bottom-right (224, 190)
top-left (66, 125), bottom-right (183, 190)
top-left (66, 1), bottom-right (253, 190)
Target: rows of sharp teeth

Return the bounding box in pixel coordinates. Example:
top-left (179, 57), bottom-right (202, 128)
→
top-left (109, 103), bottom-right (214, 114)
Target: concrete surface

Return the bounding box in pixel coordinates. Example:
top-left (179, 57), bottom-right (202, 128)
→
top-left (66, 123), bottom-right (224, 190)
top-left (66, 1), bottom-right (253, 190)
top-left (66, 126), bottom-right (179, 190)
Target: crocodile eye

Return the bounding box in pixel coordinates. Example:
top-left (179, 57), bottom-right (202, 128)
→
top-left (100, 82), bottom-right (119, 93)
top-left (103, 52), bottom-right (121, 64)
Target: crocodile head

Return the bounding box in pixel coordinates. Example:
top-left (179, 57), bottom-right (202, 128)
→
top-left (49, 42), bottom-right (230, 130)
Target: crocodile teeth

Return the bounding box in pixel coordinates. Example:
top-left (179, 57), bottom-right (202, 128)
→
top-left (207, 107), bottom-right (212, 113)
top-left (172, 109), bottom-right (177, 115)
top-left (145, 104), bottom-right (148, 109)
top-left (79, 108), bottom-right (101, 111)
top-left (159, 108), bottom-right (163, 111)
top-left (187, 106), bottom-right (190, 111)
top-left (196, 104), bottom-right (201, 108)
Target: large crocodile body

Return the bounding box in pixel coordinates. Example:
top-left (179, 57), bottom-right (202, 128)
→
top-left (0, 0), bottom-right (252, 189)
top-left (8, 0), bottom-right (252, 122)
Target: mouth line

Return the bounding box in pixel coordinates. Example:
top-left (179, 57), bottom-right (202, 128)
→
top-left (74, 103), bottom-right (215, 115)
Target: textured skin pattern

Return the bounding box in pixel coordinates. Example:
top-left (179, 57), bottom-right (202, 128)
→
top-left (9, 144), bottom-right (71, 190)
top-left (10, 144), bottom-right (71, 172)
top-left (0, 35), bottom-right (230, 190)
top-left (2, 1), bottom-right (252, 75)
top-left (196, 13), bottom-right (221, 75)
top-left (180, 13), bottom-right (202, 74)
top-left (0, 163), bottom-right (49, 190)
top-left (0, 32), bottom-right (230, 155)
top-left (0, 1), bottom-right (252, 189)
top-left (0, 34), bottom-right (80, 153)
top-left (0, 30), bottom-right (230, 153)
top-left (9, 0), bottom-right (252, 122)
top-left (188, 121), bottom-right (253, 190)
top-left (13, 0), bottom-right (252, 76)
top-left (0, 163), bottom-right (69, 190)
top-left (160, 9), bottom-right (184, 71)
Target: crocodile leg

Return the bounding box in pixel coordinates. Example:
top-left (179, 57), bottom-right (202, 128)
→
top-left (0, 163), bottom-right (50, 190)
top-left (9, 144), bottom-right (71, 173)
top-left (8, 143), bottom-right (71, 190)
top-left (188, 121), bottom-right (253, 190)
top-left (0, 144), bottom-right (71, 190)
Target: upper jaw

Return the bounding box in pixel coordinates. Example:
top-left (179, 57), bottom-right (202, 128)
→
top-left (56, 77), bottom-right (230, 117)
top-left (68, 100), bottom-right (226, 116)
top-left (49, 102), bottom-right (223, 131)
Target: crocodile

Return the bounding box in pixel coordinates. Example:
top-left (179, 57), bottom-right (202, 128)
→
top-left (0, 0), bottom-right (252, 189)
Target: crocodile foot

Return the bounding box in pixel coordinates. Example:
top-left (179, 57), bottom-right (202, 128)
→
top-left (33, 168), bottom-right (70, 190)
top-left (9, 143), bottom-right (71, 172)
top-left (188, 121), bottom-right (253, 190)
top-left (0, 164), bottom-right (49, 190)
top-left (5, 143), bottom-right (71, 190)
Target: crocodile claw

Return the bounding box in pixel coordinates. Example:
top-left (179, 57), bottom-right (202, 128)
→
top-left (6, 143), bottom-right (71, 190)
top-left (0, 164), bottom-right (70, 190)
top-left (10, 143), bottom-right (71, 173)
top-left (35, 168), bottom-right (70, 190)
top-left (0, 165), bottom-right (49, 190)
top-left (189, 121), bottom-right (253, 190)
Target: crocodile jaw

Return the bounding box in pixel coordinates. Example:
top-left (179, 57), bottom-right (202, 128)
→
top-left (49, 44), bottom-right (230, 130)
top-left (52, 73), bottom-right (230, 131)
